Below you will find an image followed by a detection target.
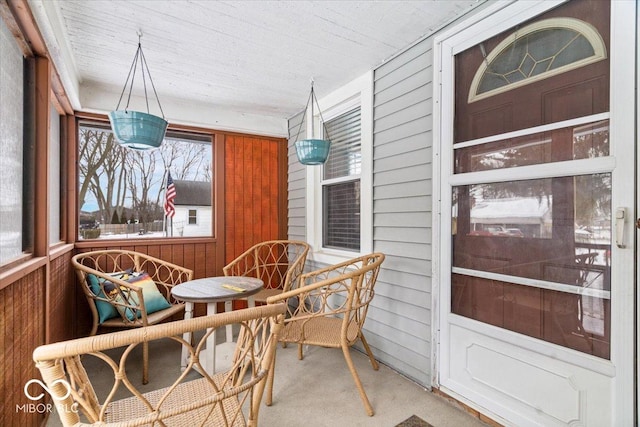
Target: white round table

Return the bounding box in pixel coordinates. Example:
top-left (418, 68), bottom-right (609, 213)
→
top-left (171, 276), bottom-right (263, 375)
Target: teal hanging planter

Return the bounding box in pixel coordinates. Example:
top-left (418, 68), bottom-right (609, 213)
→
top-left (110, 32), bottom-right (168, 150)
top-left (295, 138), bottom-right (331, 165)
top-left (109, 110), bottom-right (168, 150)
top-left (292, 81), bottom-right (332, 166)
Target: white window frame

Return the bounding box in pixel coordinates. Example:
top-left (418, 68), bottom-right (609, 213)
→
top-left (305, 71), bottom-right (373, 264)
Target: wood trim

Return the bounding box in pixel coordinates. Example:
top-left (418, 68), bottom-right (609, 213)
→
top-left (59, 113), bottom-right (68, 242)
top-left (6, 0), bottom-right (73, 114)
top-left (277, 137), bottom-right (288, 239)
top-left (64, 114), bottom-right (78, 243)
top-left (214, 134), bottom-right (226, 274)
top-left (432, 388), bottom-right (504, 427)
top-left (50, 88), bottom-right (65, 114)
top-left (75, 236), bottom-right (217, 249)
top-left (0, 256), bottom-right (47, 290)
top-left (74, 110), bottom-right (285, 142)
top-left (0, 0), bottom-right (31, 55)
top-left (6, 0), bottom-right (46, 54)
top-left (35, 56), bottom-right (52, 346)
top-left (49, 243), bottom-right (74, 261)
top-left (34, 56), bottom-right (50, 257)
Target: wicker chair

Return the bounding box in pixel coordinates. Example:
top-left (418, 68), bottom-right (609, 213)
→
top-left (265, 253), bottom-right (385, 416)
top-left (72, 249), bottom-right (193, 384)
top-left (33, 303), bottom-right (286, 427)
top-left (223, 240), bottom-right (310, 306)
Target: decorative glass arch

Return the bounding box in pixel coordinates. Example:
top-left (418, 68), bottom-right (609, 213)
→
top-left (468, 18), bottom-right (607, 103)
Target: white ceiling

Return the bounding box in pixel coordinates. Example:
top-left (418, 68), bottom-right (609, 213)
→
top-left (30, 0), bottom-right (482, 135)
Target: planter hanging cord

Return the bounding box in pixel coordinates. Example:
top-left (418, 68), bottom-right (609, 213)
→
top-left (115, 31), bottom-right (165, 119)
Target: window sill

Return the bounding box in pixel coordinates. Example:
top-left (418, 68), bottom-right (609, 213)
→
top-left (309, 247), bottom-right (362, 266)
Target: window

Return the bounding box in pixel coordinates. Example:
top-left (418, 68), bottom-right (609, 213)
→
top-left (469, 18), bottom-right (607, 102)
top-left (322, 108), bottom-right (361, 251)
top-left (0, 16), bottom-right (33, 265)
top-left (305, 72), bottom-right (373, 262)
top-left (78, 122), bottom-right (213, 239)
top-left (188, 209), bottom-right (197, 225)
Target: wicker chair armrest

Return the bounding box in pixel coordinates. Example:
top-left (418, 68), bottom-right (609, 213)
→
top-left (33, 304), bottom-right (286, 426)
top-left (266, 273), bottom-right (345, 304)
top-left (35, 304), bottom-right (285, 359)
top-left (266, 271), bottom-right (353, 319)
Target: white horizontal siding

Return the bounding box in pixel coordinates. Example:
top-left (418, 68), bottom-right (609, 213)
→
top-left (284, 2), bottom-right (487, 389)
top-left (369, 35), bottom-right (434, 387)
top-left (287, 111), bottom-right (306, 242)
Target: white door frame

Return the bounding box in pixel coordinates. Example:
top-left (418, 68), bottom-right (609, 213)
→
top-left (431, 0), bottom-right (637, 424)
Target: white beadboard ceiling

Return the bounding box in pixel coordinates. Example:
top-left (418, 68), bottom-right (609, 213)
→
top-left (30, 0), bottom-right (482, 135)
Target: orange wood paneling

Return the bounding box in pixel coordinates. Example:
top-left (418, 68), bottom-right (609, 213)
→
top-left (48, 249), bottom-right (76, 343)
top-left (75, 241), bottom-right (217, 280)
top-left (224, 135), bottom-right (286, 264)
top-left (0, 267), bottom-right (46, 427)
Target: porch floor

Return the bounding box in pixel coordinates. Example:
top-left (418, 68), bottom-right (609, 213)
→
top-left (45, 330), bottom-right (488, 427)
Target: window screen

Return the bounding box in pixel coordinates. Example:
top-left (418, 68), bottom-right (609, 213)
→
top-left (0, 17), bottom-right (26, 264)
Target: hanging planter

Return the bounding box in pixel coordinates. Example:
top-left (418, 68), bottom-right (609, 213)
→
top-left (109, 32), bottom-right (168, 150)
top-left (293, 81), bottom-right (331, 165)
top-left (108, 110), bottom-right (167, 150)
top-left (294, 138), bottom-right (331, 165)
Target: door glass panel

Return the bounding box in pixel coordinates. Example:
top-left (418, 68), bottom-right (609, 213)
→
top-left (476, 26), bottom-right (600, 96)
top-left (451, 173), bottom-right (611, 358)
top-left (455, 119), bottom-right (609, 173)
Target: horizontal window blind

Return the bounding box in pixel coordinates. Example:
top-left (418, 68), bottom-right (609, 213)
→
top-left (324, 107), bottom-right (361, 180)
top-left (322, 107), bottom-right (361, 251)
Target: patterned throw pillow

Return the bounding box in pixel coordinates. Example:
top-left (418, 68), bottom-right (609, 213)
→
top-left (88, 271), bottom-right (171, 323)
top-left (87, 273), bottom-right (119, 323)
top-left (113, 272), bottom-right (172, 321)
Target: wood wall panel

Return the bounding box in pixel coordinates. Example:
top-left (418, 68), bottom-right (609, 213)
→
top-left (48, 249), bottom-right (76, 343)
top-left (224, 135), bottom-right (286, 264)
top-left (0, 266), bottom-right (46, 427)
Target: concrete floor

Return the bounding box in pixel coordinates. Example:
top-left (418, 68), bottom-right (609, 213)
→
top-left (45, 332), bottom-right (488, 427)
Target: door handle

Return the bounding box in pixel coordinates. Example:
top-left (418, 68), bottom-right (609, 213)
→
top-left (615, 207), bottom-right (626, 248)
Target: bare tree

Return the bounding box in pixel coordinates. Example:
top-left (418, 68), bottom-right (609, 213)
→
top-left (78, 128), bottom-right (130, 223)
top-left (160, 138), bottom-right (211, 181)
top-left (125, 150), bottom-right (163, 226)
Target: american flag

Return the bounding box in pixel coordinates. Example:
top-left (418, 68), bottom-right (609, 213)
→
top-left (164, 172), bottom-right (176, 218)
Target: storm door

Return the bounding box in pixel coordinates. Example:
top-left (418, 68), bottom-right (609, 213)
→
top-left (435, 1), bottom-right (635, 426)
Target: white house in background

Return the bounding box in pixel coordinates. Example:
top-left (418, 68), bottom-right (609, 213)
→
top-left (170, 180), bottom-right (212, 237)
top-left (470, 196), bottom-right (552, 238)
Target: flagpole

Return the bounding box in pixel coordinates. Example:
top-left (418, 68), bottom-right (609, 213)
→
top-left (164, 171), bottom-right (177, 237)
top-left (162, 171), bottom-right (168, 237)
